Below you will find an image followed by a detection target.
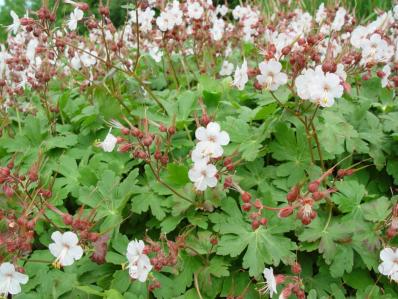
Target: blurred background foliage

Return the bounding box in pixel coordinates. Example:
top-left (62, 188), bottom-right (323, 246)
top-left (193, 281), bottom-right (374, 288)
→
top-left (0, 0), bottom-right (394, 42)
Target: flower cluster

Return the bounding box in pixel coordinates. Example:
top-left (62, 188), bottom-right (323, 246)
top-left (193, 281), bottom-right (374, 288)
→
top-left (188, 122), bottom-right (230, 191)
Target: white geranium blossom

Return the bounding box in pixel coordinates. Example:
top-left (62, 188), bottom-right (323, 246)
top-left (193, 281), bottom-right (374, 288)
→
top-left (67, 8), bottom-right (84, 31)
top-left (99, 129), bottom-right (118, 152)
top-left (233, 59), bottom-right (248, 90)
top-left (331, 8), bottom-right (346, 31)
top-left (256, 60), bottom-right (287, 91)
top-left (0, 263), bottom-right (28, 297)
top-left (315, 3), bottom-right (326, 24)
top-left (381, 65), bottom-right (391, 88)
top-left (295, 66), bottom-right (343, 107)
top-left (378, 247), bottom-right (398, 281)
top-left (49, 231), bottom-right (84, 267)
top-left (149, 46), bottom-right (163, 63)
top-left (80, 50), bottom-right (97, 67)
top-left (216, 5), bottom-right (228, 16)
top-left (258, 267), bottom-right (278, 297)
top-left (187, 2), bottom-right (204, 20)
top-left (219, 61), bottom-right (234, 76)
top-left (188, 160), bottom-right (218, 191)
top-left (71, 55), bottom-right (82, 70)
top-left (126, 240), bottom-right (152, 282)
top-left (7, 11), bottom-right (20, 35)
top-left (156, 11), bottom-right (175, 31)
top-left (195, 122), bottom-right (230, 158)
top-left (313, 72), bottom-right (343, 107)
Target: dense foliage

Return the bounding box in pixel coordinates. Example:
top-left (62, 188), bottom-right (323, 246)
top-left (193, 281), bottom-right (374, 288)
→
top-left (1, 1), bottom-right (398, 298)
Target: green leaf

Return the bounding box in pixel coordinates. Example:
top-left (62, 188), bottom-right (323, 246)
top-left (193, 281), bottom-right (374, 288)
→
top-left (106, 251), bottom-right (126, 265)
top-left (362, 196), bottom-right (391, 222)
top-left (163, 163), bottom-right (189, 187)
top-left (131, 192), bottom-right (166, 220)
top-left (329, 245), bottom-right (354, 278)
top-left (332, 181), bottom-right (366, 216)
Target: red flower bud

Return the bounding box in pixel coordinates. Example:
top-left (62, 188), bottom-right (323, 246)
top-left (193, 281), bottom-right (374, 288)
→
top-left (223, 176), bottom-right (233, 189)
top-left (168, 127), bottom-right (176, 135)
top-left (226, 164), bottom-right (235, 171)
top-left (278, 206), bottom-right (294, 218)
top-left (241, 192), bottom-right (251, 203)
top-left (287, 185), bottom-right (300, 202)
top-left (142, 135), bottom-right (153, 146)
top-left (121, 127), bottom-right (130, 135)
top-left (260, 218), bottom-right (268, 226)
top-left (308, 180), bottom-right (320, 193)
top-left (210, 237), bottom-right (218, 245)
top-left (254, 199), bottom-right (262, 209)
top-left (242, 203), bottom-right (251, 211)
top-left (130, 127), bottom-right (141, 137)
top-left (282, 46), bottom-right (291, 56)
top-left (249, 212), bottom-right (258, 220)
top-left (63, 214), bottom-right (73, 225)
top-left (3, 185), bottom-right (14, 198)
top-left (291, 262), bottom-right (302, 274)
top-left (376, 70), bottom-right (386, 78)
top-left (160, 154), bottom-right (169, 165)
top-left (99, 6), bottom-right (110, 16)
top-left (201, 114), bottom-right (210, 126)
top-left (223, 157), bottom-right (232, 166)
top-left (312, 191), bottom-right (324, 201)
top-left (251, 220), bottom-right (260, 230)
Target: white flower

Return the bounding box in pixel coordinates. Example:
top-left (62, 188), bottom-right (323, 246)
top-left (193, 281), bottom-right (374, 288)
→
top-left (378, 247), bottom-right (398, 281)
top-left (216, 5), bottom-right (228, 16)
top-left (195, 122), bottom-right (230, 158)
top-left (126, 240), bottom-right (152, 282)
top-left (67, 8), bottom-right (84, 31)
top-left (313, 72), bottom-right (343, 107)
top-left (335, 63), bottom-right (347, 81)
top-left (7, 11), bottom-right (20, 35)
top-left (360, 33), bottom-right (394, 64)
top-left (156, 11), bottom-right (175, 31)
top-left (394, 5), bottom-right (398, 20)
top-left (210, 18), bottom-right (225, 41)
top-left (315, 3), bottom-right (326, 24)
top-left (170, 1), bottom-right (183, 25)
top-left (0, 263), bottom-right (28, 297)
top-left (295, 67), bottom-right (342, 107)
top-left (188, 160), bottom-right (218, 191)
top-left (219, 61), bottom-right (234, 76)
top-left (49, 231), bottom-right (83, 267)
top-left (149, 46), bottom-right (163, 63)
top-left (256, 60), bottom-right (288, 91)
top-left (26, 38), bottom-right (39, 63)
top-left (350, 25), bottom-right (370, 48)
top-left (130, 8), bottom-right (155, 33)
top-left (71, 55), bottom-right (82, 70)
top-left (233, 59), bottom-right (248, 90)
top-left (331, 8), bottom-right (346, 31)
top-left (187, 2), bottom-right (204, 20)
top-left (99, 129), bottom-right (118, 152)
top-left (381, 65), bottom-right (391, 88)
top-left (295, 68), bottom-right (320, 101)
top-left (80, 50), bottom-right (97, 67)
top-left (258, 267), bottom-right (278, 297)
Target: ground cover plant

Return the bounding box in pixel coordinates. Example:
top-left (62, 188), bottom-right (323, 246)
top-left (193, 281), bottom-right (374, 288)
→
top-left (0, 0), bottom-right (398, 298)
